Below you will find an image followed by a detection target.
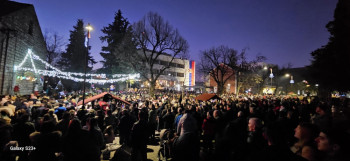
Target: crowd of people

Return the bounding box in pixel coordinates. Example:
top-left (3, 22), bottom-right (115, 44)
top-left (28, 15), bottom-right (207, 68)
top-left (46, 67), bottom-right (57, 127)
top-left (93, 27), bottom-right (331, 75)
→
top-left (0, 91), bottom-right (349, 161)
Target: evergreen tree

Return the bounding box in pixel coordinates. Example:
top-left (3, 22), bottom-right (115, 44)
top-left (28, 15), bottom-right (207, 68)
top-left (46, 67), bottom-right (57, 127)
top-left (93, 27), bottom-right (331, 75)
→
top-left (99, 10), bottom-right (135, 74)
top-left (57, 19), bottom-right (96, 91)
top-left (58, 19), bottom-right (96, 72)
top-left (308, 0), bottom-right (350, 95)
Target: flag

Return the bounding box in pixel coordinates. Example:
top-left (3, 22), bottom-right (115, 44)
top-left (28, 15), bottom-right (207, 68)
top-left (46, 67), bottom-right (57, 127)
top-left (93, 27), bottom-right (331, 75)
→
top-left (85, 37), bottom-right (88, 47)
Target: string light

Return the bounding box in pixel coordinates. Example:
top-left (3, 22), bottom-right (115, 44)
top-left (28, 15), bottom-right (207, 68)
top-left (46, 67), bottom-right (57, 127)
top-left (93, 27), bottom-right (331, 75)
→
top-left (17, 75), bottom-right (37, 82)
top-left (14, 49), bottom-right (140, 84)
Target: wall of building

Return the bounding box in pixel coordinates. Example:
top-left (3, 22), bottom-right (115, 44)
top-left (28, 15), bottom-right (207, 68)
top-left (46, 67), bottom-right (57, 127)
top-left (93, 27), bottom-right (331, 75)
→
top-left (207, 66), bottom-right (236, 94)
top-left (139, 50), bottom-right (194, 89)
top-left (0, 5), bottom-right (47, 95)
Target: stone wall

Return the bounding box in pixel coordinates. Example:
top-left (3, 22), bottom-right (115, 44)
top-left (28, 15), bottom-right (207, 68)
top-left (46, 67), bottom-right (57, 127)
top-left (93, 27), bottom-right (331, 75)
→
top-left (0, 5), bottom-right (47, 95)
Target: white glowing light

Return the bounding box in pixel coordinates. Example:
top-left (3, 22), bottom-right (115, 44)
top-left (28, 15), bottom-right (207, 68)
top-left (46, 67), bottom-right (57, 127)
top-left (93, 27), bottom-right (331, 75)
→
top-left (14, 49), bottom-right (140, 84)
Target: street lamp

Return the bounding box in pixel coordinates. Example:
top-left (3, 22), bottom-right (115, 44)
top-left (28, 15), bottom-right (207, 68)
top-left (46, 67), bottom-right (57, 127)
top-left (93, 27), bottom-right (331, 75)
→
top-left (290, 75), bottom-right (294, 84)
top-left (269, 68), bottom-right (274, 90)
top-left (82, 23), bottom-right (93, 107)
top-left (285, 73), bottom-right (291, 92)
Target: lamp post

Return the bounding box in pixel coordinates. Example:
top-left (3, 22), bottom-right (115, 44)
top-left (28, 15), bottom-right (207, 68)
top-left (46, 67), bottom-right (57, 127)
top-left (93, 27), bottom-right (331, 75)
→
top-left (290, 75), bottom-right (294, 94)
top-left (285, 74), bottom-right (294, 94)
top-left (82, 23), bottom-right (93, 107)
top-left (269, 68), bottom-right (274, 93)
top-left (290, 75), bottom-right (294, 84)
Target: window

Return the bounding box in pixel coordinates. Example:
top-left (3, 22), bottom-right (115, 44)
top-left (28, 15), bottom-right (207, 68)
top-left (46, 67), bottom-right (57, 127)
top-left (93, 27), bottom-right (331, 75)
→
top-left (177, 73), bottom-right (184, 77)
top-left (168, 72), bottom-right (176, 76)
top-left (170, 62), bottom-right (177, 67)
top-left (177, 64), bottom-right (184, 68)
top-left (160, 61), bottom-right (168, 66)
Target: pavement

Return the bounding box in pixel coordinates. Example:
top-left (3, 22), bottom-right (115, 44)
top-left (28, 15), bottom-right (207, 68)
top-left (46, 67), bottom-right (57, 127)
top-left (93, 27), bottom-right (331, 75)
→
top-left (102, 131), bottom-right (161, 161)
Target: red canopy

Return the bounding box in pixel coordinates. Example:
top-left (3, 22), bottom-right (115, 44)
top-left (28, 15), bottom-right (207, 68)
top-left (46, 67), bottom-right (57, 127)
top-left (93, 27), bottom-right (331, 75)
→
top-left (110, 95), bottom-right (131, 105)
top-left (195, 93), bottom-right (221, 101)
top-left (77, 92), bottom-right (131, 106)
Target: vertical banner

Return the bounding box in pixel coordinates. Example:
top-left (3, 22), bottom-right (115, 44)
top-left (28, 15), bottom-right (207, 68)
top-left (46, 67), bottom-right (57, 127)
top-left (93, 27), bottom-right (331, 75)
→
top-left (191, 61), bottom-right (195, 86)
top-left (189, 61), bottom-right (192, 86)
top-left (189, 60), bottom-right (196, 86)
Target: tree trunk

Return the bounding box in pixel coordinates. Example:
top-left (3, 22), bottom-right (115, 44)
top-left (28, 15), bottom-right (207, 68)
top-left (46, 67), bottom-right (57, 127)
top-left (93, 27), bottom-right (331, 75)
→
top-left (237, 82), bottom-right (243, 95)
top-left (217, 83), bottom-right (225, 95)
top-left (149, 80), bottom-right (156, 97)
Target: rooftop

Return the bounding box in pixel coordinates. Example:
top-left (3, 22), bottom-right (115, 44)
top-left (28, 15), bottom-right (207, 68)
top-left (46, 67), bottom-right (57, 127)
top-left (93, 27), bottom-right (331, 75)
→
top-left (0, 1), bottom-right (32, 17)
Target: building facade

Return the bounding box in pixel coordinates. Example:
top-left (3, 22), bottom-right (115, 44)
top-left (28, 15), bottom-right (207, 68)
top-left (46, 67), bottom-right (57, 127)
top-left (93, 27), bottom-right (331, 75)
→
top-left (0, 1), bottom-right (46, 95)
top-left (205, 64), bottom-right (237, 94)
top-left (139, 50), bottom-right (195, 90)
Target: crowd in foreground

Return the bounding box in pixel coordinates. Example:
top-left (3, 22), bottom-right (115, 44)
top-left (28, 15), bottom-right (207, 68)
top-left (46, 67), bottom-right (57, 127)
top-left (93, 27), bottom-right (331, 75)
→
top-left (0, 92), bottom-right (349, 161)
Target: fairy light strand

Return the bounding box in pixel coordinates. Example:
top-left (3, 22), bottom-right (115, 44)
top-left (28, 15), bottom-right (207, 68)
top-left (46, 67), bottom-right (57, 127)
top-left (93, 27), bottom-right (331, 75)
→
top-left (14, 49), bottom-right (140, 84)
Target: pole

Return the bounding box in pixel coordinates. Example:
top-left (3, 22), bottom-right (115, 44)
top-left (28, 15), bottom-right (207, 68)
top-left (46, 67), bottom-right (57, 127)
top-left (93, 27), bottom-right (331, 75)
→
top-left (82, 25), bottom-right (90, 107)
top-left (271, 77), bottom-right (272, 88)
top-left (269, 68), bottom-right (274, 94)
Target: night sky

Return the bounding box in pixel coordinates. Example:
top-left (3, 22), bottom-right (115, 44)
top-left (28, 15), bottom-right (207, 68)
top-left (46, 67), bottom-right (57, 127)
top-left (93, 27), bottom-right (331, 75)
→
top-left (16, 0), bottom-right (337, 69)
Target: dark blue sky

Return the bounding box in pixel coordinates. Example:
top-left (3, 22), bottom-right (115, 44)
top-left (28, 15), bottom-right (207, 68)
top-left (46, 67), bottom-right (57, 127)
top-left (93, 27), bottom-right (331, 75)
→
top-left (17, 0), bottom-right (337, 68)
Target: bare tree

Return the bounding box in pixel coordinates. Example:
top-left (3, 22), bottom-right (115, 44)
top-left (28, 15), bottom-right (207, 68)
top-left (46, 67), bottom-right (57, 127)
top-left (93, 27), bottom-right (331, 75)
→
top-left (131, 12), bottom-right (189, 96)
top-left (199, 46), bottom-right (239, 94)
top-left (199, 46), bottom-right (266, 95)
top-left (44, 30), bottom-right (65, 66)
top-left (43, 30), bottom-right (65, 90)
top-left (235, 51), bottom-right (266, 94)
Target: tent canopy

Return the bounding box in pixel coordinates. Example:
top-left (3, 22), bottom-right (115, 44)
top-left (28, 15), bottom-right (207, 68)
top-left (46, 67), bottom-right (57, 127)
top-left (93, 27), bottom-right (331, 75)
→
top-left (77, 92), bottom-right (131, 106)
top-left (195, 93), bottom-right (221, 101)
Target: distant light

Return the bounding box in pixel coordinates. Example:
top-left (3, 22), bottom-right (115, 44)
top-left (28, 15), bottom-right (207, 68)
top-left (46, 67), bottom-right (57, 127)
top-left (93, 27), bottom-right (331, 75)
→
top-left (263, 66), bottom-right (268, 70)
top-left (315, 84), bottom-right (319, 87)
top-left (285, 74), bottom-right (290, 77)
top-left (86, 24), bottom-right (93, 31)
